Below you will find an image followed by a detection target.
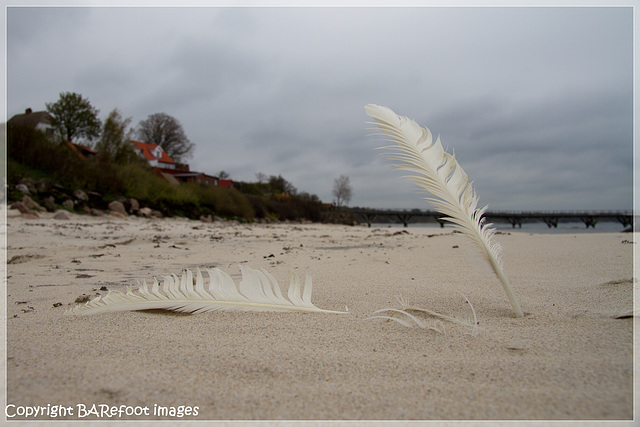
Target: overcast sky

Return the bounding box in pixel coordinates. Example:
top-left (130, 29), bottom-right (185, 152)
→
top-left (4, 3), bottom-right (635, 211)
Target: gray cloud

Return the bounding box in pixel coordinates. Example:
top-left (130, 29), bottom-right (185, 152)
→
top-left (5, 5), bottom-right (634, 211)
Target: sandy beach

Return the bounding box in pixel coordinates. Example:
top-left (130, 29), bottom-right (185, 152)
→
top-left (2, 210), bottom-right (635, 422)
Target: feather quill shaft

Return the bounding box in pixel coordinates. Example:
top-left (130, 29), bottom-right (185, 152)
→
top-left (66, 265), bottom-right (346, 315)
top-left (365, 104), bottom-right (523, 318)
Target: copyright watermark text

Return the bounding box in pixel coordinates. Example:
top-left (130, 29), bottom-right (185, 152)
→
top-left (5, 403), bottom-right (199, 419)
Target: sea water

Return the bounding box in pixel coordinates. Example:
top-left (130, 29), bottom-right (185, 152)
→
top-left (369, 220), bottom-right (631, 234)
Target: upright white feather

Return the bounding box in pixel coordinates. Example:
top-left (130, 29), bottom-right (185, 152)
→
top-left (365, 104), bottom-right (524, 318)
top-left (66, 265), bottom-right (346, 315)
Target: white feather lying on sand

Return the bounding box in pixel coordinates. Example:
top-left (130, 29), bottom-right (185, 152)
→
top-left (66, 265), bottom-right (347, 315)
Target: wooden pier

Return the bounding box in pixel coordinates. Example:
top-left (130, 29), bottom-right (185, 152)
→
top-left (347, 208), bottom-right (634, 230)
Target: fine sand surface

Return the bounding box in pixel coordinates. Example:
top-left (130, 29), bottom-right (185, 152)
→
top-left (2, 210), bottom-right (635, 422)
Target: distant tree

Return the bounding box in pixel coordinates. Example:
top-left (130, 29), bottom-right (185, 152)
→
top-left (332, 175), bottom-right (352, 207)
top-left (297, 191), bottom-right (321, 204)
top-left (136, 113), bottom-right (194, 162)
top-left (268, 174), bottom-right (297, 195)
top-left (46, 92), bottom-right (101, 145)
top-left (255, 172), bottom-right (268, 184)
top-left (94, 109), bottom-right (136, 163)
top-left (218, 171), bottom-right (230, 179)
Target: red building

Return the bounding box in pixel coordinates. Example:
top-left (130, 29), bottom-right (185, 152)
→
top-left (130, 141), bottom-right (233, 188)
top-left (131, 140), bottom-right (176, 169)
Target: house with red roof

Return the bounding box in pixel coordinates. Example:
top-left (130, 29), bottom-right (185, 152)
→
top-left (66, 141), bottom-right (96, 160)
top-left (130, 140), bottom-right (236, 189)
top-left (130, 140), bottom-right (176, 169)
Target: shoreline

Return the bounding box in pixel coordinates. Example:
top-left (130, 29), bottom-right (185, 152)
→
top-left (6, 206), bottom-right (631, 233)
top-left (3, 211), bottom-right (635, 421)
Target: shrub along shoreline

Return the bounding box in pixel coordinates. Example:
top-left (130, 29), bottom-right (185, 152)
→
top-left (6, 126), bottom-right (328, 223)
